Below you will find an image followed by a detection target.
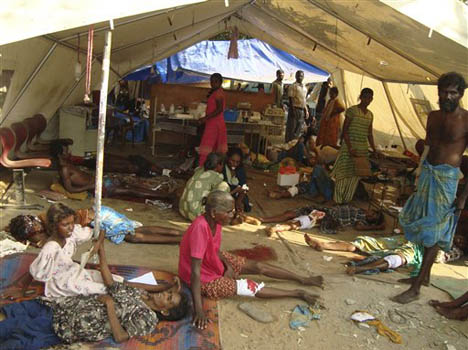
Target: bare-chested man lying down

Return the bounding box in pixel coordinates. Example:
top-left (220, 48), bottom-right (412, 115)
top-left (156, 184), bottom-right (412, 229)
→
top-left (50, 140), bottom-right (191, 179)
top-left (50, 142), bottom-right (173, 199)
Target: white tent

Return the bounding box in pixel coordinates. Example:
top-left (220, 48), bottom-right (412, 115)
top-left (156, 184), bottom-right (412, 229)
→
top-left (1, 0), bottom-right (467, 150)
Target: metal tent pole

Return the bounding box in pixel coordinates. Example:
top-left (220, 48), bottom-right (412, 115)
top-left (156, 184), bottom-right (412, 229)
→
top-left (93, 26), bottom-right (113, 239)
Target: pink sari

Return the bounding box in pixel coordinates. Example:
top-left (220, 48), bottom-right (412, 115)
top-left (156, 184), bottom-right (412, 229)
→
top-left (199, 88), bottom-right (228, 166)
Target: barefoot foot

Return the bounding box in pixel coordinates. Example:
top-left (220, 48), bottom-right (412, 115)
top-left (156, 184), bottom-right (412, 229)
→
top-left (304, 234), bottom-right (324, 251)
top-left (300, 275), bottom-right (324, 289)
top-left (265, 227), bottom-right (276, 237)
top-left (346, 266), bottom-right (357, 275)
top-left (434, 305), bottom-right (468, 321)
top-left (298, 290), bottom-right (323, 307)
top-left (243, 216), bottom-right (262, 226)
top-left (391, 289), bottom-right (420, 304)
top-left (268, 191), bottom-right (282, 199)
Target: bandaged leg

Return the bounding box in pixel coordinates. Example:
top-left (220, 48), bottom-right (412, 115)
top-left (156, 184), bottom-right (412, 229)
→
top-left (383, 254), bottom-right (404, 269)
top-left (236, 279), bottom-right (265, 297)
top-left (288, 186), bottom-right (299, 197)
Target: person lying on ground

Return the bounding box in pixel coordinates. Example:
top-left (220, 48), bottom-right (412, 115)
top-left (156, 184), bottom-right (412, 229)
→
top-left (178, 190), bottom-right (324, 330)
top-left (257, 204), bottom-right (385, 232)
top-left (265, 210), bottom-right (326, 236)
top-left (178, 152), bottom-right (257, 225)
top-left (26, 203), bottom-right (181, 298)
top-left (304, 232), bottom-right (466, 277)
top-left (0, 243), bottom-right (188, 350)
top-left (7, 205), bottom-right (182, 248)
top-left (429, 291), bottom-right (468, 321)
top-left (305, 234), bottom-right (422, 276)
top-left (222, 147), bottom-right (252, 213)
top-left (268, 154), bottom-right (334, 203)
top-left (50, 141), bottom-right (173, 199)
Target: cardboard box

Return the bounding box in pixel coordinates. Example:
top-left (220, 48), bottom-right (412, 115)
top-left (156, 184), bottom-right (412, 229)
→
top-left (277, 173), bottom-right (300, 187)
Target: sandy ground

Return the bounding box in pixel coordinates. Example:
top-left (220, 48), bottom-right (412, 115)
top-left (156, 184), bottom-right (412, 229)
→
top-left (1, 144), bottom-right (467, 350)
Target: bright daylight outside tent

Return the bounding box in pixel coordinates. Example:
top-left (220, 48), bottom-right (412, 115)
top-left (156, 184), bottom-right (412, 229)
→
top-left (124, 39), bottom-right (329, 84)
top-left (1, 0), bottom-right (467, 151)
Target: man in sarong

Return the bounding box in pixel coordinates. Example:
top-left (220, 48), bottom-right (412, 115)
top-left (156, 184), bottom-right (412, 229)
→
top-left (392, 72), bottom-right (468, 304)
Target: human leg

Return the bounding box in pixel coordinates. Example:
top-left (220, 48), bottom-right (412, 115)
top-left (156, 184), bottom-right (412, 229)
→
top-left (259, 210), bottom-right (297, 223)
top-left (198, 122), bottom-right (218, 166)
top-left (304, 234), bottom-right (356, 252)
top-left (391, 245), bottom-right (439, 304)
top-left (125, 228), bottom-right (182, 244)
top-left (256, 287), bottom-right (321, 305)
top-left (265, 221), bottom-right (299, 237)
top-left (346, 254), bottom-right (406, 275)
top-left (240, 259), bottom-right (323, 288)
top-left (429, 291), bottom-right (468, 308)
top-left (333, 177), bottom-right (359, 204)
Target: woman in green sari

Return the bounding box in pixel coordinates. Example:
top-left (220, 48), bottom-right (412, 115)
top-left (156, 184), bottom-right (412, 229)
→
top-left (331, 88), bottom-right (378, 203)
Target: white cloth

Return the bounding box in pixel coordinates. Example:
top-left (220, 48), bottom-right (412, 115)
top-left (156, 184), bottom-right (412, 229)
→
top-left (236, 278), bottom-right (265, 297)
top-left (30, 224), bottom-right (123, 297)
top-left (288, 186), bottom-right (299, 197)
top-left (295, 215), bottom-right (315, 230)
top-left (383, 254), bottom-right (404, 269)
top-left (0, 237), bottom-right (28, 258)
top-left (288, 82), bottom-right (307, 109)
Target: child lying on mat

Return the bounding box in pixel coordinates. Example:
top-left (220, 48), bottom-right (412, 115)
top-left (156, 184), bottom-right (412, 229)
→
top-left (265, 210), bottom-right (326, 236)
top-left (178, 191), bottom-right (324, 330)
top-left (0, 244), bottom-right (188, 350)
top-left (256, 204), bottom-right (386, 234)
top-left (7, 204), bottom-right (182, 248)
top-left (21, 203), bottom-right (181, 297)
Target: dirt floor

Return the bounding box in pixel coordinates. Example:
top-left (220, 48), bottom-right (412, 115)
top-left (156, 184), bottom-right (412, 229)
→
top-left (1, 144), bottom-right (467, 350)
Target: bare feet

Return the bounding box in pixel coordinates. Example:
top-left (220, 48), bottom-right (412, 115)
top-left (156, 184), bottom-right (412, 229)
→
top-left (398, 276), bottom-right (430, 286)
top-left (297, 290), bottom-right (323, 307)
top-left (433, 305), bottom-right (468, 320)
top-left (300, 275), bottom-right (324, 289)
top-left (304, 234), bottom-right (324, 251)
top-left (268, 191), bottom-right (282, 199)
top-left (391, 288), bottom-right (420, 304)
top-left (243, 215), bottom-right (262, 226)
top-left (265, 226), bottom-right (277, 237)
top-left (346, 266), bottom-right (357, 275)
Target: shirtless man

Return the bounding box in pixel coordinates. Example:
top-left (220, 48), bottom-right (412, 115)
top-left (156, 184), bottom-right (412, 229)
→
top-left (50, 142), bottom-right (173, 199)
top-left (392, 72), bottom-right (468, 304)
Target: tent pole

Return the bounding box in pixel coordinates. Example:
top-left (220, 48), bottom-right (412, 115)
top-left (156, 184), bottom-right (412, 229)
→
top-left (382, 82), bottom-right (407, 151)
top-left (93, 28), bottom-right (113, 239)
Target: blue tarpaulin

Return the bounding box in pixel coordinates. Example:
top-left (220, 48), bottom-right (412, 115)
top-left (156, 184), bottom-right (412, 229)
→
top-left (125, 39), bottom-right (329, 84)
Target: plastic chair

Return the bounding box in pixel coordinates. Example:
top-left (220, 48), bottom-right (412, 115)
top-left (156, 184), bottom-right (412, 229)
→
top-left (10, 122), bottom-right (49, 159)
top-left (0, 127), bottom-right (51, 210)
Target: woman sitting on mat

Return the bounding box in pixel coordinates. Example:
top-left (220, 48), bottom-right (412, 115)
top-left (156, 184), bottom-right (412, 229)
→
top-left (26, 203), bottom-right (181, 298)
top-left (178, 190), bottom-right (324, 330)
top-left (0, 243), bottom-right (188, 350)
top-left (7, 205), bottom-right (182, 248)
top-left (178, 152), bottom-right (257, 225)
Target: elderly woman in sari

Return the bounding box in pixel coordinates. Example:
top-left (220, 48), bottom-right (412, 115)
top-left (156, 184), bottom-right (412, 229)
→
top-left (316, 87), bottom-right (345, 148)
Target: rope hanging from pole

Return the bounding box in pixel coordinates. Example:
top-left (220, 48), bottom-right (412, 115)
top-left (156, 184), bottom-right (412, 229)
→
top-left (84, 26), bottom-right (94, 103)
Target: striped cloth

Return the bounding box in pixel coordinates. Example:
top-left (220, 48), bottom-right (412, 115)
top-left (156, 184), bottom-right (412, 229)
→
top-left (399, 160), bottom-right (460, 252)
top-left (331, 105), bottom-right (373, 203)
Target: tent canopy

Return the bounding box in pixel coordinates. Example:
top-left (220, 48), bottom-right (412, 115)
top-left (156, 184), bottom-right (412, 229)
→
top-left (125, 39), bottom-right (329, 84)
top-left (1, 0), bottom-right (467, 150)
